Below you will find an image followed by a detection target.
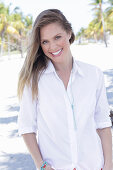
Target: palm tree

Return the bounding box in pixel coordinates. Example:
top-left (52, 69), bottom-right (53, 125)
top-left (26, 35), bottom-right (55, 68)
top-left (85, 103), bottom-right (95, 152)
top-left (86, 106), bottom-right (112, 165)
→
top-left (0, 2), bottom-right (10, 56)
top-left (0, 2), bottom-right (33, 57)
top-left (85, 19), bottom-right (99, 42)
top-left (10, 8), bottom-right (26, 57)
top-left (105, 0), bottom-right (113, 34)
top-left (10, 8), bottom-right (33, 57)
top-left (23, 14), bottom-right (33, 30)
top-left (0, 2), bottom-right (20, 56)
top-left (76, 27), bottom-right (86, 44)
top-left (6, 25), bottom-right (20, 54)
top-left (90, 0), bottom-right (108, 47)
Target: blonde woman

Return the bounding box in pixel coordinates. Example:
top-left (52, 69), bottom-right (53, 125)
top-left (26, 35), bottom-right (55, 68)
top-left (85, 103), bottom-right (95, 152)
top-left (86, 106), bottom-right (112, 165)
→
top-left (18, 9), bottom-right (112, 170)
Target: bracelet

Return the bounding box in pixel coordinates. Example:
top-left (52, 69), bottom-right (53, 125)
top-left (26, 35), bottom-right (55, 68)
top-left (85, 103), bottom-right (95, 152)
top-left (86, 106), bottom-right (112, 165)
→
top-left (40, 161), bottom-right (48, 170)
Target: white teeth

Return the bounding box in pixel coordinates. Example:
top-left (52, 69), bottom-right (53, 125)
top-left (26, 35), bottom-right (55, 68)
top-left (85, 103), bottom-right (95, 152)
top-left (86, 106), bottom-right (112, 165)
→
top-left (52, 49), bottom-right (62, 55)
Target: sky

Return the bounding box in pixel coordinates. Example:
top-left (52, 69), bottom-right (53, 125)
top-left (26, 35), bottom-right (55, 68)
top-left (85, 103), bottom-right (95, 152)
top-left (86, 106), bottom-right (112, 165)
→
top-left (3, 0), bottom-right (94, 33)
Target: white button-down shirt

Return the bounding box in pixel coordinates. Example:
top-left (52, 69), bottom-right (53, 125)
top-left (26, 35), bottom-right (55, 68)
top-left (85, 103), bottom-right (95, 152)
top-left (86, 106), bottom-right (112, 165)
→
top-left (18, 57), bottom-right (112, 170)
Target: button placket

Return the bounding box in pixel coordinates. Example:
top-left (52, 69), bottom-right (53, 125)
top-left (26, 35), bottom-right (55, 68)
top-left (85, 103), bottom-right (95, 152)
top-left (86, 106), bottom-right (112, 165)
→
top-left (64, 72), bottom-right (78, 166)
top-left (54, 70), bottom-right (78, 167)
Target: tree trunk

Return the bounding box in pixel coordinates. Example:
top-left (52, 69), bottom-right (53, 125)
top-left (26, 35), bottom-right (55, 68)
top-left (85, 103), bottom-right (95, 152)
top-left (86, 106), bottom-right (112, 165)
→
top-left (7, 34), bottom-right (11, 59)
top-left (19, 40), bottom-right (24, 58)
top-left (94, 32), bottom-right (98, 43)
top-left (99, 2), bottom-right (108, 47)
top-left (19, 29), bottom-right (24, 58)
top-left (0, 38), bottom-right (4, 57)
top-left (0, 26), bottom-right (6, 57)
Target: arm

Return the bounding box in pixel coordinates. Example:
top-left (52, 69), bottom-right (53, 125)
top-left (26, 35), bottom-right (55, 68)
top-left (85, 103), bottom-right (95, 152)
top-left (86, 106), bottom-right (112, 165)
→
top-left (22, 133), bottom-right (54, 170)
top-left (18, 87), bottom-right (54, 169)
top-left (22, 133), bottom-right (43, 169)
top-left (96, 127), bottom-right (112, 170)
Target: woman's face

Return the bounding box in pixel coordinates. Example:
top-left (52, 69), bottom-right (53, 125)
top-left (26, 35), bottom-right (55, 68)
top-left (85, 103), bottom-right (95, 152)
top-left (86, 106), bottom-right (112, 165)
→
top-left (40, 22), bottom-right (72, 64)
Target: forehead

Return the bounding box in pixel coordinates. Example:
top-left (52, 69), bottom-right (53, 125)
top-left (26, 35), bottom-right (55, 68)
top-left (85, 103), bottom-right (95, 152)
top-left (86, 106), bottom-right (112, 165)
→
top-left (40, 22), bottom-right (66, 39)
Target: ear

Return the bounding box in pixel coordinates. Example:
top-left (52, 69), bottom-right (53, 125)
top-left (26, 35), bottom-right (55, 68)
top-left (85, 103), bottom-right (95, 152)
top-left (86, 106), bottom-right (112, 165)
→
top-left (68, 32), bottom-right (72, 40)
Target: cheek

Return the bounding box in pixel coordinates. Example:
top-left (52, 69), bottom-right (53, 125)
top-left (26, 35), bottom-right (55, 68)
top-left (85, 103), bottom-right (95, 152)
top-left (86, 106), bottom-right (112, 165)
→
top-left (60, 38), bottom-right (70, 47)
top-left (41, 46), bottom-right (48, 54)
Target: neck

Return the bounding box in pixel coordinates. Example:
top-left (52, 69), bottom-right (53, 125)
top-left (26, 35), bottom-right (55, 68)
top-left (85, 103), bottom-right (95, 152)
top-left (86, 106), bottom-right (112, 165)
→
top-left (52, 56), bottom-right (73, 73)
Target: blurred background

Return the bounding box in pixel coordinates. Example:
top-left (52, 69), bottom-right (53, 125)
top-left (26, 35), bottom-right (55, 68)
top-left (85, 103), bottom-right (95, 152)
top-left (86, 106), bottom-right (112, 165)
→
top-left (0, 0), bottom-right (113, 169)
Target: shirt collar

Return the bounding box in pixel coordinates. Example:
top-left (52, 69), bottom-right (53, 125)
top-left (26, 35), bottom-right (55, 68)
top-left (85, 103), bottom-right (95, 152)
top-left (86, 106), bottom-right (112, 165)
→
top-left (44, 59), bottom-right (56, 74)
top-left (44, 57), bottom-right (84, 77)
top-left (72, 57), bottom-right (84, 77)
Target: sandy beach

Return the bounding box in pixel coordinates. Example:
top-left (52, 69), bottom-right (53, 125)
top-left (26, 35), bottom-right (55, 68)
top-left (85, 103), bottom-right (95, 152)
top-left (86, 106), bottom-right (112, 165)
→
top-left (0, 43), bottom-right (113, 170)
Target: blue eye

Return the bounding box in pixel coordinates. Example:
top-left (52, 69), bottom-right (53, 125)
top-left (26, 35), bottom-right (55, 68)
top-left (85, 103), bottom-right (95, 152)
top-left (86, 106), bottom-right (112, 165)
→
top-left (56, 36), bottom-right (61, 39)
top-left (42, 41), bottom-right (48, 44)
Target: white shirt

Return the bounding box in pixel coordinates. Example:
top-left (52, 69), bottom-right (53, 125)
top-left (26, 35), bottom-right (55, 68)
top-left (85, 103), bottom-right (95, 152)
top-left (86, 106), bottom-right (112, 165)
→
top-left (18, 57), bottom-right (112, 170)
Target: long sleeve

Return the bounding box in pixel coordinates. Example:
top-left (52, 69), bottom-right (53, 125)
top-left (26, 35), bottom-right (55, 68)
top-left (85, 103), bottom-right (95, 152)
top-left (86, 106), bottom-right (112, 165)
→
top-left (18, 85), bottom-right (38, 136)
top-left (94, 68), bottom-right (112, 129)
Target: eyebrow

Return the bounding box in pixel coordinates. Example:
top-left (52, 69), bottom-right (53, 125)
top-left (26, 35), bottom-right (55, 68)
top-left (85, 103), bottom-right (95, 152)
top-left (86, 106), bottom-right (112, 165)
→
top-left (41, 33), bottom-right (62, 41)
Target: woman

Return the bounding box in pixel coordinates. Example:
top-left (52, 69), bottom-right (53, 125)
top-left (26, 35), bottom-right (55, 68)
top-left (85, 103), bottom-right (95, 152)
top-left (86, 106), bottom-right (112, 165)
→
top-left (17, 9), bottom-right (112, 170)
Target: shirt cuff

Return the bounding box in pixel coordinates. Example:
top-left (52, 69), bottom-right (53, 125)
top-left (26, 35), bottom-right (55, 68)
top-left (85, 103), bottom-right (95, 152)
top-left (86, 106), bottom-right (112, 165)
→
top-left (18, 126), bottom-right (37, 136)
top-left (96, 121), bottom-right (112, 129)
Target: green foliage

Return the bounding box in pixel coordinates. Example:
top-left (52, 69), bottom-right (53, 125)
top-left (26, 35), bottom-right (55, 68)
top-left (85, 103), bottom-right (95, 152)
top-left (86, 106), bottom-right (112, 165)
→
top-left (0, 1), bottom-right (33, 55)
top-left (76, 0), bottom-right (113, 44)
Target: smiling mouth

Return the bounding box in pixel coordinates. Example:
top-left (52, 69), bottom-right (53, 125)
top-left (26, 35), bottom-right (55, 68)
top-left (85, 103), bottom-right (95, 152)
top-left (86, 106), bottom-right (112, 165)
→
top-left (51, 49), bottom-right (63, 57)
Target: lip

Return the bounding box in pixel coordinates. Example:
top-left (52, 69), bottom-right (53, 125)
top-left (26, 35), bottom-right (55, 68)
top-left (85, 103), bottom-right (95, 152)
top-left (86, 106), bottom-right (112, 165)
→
top-left (50, 49), bottom-right (63, 57)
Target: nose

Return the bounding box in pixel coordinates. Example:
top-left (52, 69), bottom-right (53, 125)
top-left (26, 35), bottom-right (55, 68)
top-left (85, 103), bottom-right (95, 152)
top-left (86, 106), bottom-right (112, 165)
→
top-left (49, 42), bottom-right (57, 52)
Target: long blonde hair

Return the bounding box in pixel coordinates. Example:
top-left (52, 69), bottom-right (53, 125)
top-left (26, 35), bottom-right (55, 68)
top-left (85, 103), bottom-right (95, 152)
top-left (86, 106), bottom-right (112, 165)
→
top-left (17, 9), bottom-right (75, 100)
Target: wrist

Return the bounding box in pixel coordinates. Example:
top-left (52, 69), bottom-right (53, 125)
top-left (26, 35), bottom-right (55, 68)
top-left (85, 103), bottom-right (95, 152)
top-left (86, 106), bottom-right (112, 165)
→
top-left (40, 161), bottom-right (48, 170)
top-left (36, 160), bottom-right (44, 169)
top-left (104, 162), bottom-right (112, 169)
